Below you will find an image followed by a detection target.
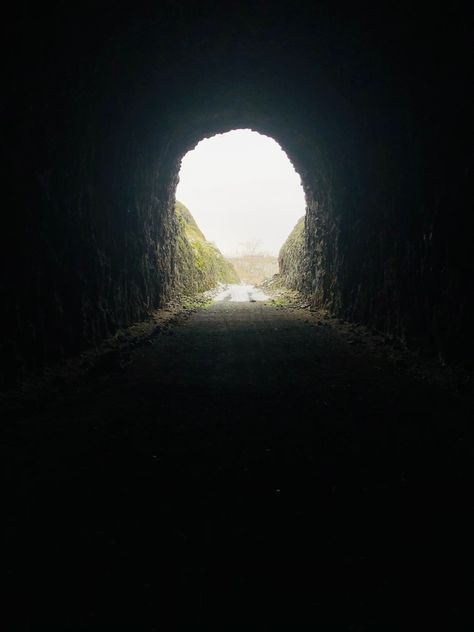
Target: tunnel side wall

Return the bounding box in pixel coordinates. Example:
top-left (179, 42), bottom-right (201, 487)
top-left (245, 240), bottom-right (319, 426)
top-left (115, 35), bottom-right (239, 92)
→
top-left (303, 79), bottom-right (472, 363)
top-left (2, 18), bottom-right (180, 386)
top-left (2, 126), bottom-right (178, 386)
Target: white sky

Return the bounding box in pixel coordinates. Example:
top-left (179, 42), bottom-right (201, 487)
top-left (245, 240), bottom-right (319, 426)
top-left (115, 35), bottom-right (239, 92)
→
top-left (175, 129), bottom-right (306, 256)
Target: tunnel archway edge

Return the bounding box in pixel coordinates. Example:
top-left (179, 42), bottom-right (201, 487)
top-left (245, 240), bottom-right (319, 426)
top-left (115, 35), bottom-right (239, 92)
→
top-left (2, 3), bottom-right (472, 386)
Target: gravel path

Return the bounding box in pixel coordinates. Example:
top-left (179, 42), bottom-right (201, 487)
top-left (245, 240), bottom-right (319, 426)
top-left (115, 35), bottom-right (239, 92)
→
top-left (4, 300), bottom-right (473, 628)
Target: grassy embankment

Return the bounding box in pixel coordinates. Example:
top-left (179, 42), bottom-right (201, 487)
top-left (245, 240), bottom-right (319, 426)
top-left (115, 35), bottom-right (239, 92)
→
top-left (278, 216), bottom-right (306, 290)
top-left (174, 201), bottom-right (239, 296)
top-left (227, 255), bottom-right (278, 285)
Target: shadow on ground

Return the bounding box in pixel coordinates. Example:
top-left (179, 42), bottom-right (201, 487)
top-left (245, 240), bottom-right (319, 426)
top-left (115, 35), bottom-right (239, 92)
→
top-left (4, 301), bottom-right (473, 628)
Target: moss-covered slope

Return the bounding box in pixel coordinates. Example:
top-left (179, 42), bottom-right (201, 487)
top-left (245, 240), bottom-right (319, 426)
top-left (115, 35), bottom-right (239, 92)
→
top-left (174, 201), bottom-right (239, 294)
top-left (278, 216), bottom-right (308, 291)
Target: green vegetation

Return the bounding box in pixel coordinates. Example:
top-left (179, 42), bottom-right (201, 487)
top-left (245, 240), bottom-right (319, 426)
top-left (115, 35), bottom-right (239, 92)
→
top-left (174, 201), bottom-right (239, 295)
top-left (278, 216), bottom-right (306, 290)
top-left (267, 296), bottom-right (291, 308)
top-left (228, 255), bottom-right (278, 285)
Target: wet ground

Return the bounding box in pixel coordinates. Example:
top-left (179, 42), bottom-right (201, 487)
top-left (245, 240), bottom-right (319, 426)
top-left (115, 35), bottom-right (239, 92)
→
top-left (3, 296), bottom-right (474, 628)
top-left (213, 282), bottom-right (270, 302)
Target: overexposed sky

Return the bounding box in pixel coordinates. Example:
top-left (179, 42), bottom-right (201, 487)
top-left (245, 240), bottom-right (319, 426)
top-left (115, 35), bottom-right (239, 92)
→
top-left (175, 129), bottom-right (306, 256)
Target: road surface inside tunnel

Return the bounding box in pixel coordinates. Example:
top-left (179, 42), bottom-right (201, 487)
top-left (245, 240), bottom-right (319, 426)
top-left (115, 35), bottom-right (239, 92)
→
top-left (4, 300), bottom-right (473, 627)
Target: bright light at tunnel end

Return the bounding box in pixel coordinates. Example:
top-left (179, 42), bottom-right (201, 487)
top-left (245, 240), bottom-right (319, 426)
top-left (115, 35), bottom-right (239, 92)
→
top-left (176, 129), bottom-right (306, 257)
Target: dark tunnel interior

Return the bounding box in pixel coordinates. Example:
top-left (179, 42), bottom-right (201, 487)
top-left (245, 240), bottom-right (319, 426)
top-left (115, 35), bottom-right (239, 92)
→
top-left (2, 1), bottom-right (473, 628)
top-left (3, 1), bottom-right (472, 383)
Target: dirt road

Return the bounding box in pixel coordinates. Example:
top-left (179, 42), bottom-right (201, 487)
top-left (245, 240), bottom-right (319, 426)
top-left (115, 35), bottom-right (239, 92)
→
top-left (4, 299), bottom-right (473, 628)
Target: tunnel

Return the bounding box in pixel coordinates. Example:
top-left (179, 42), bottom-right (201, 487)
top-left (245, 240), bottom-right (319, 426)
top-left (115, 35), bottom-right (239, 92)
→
top-left (2, 2), bottom-right (473, 628)
top-left (3, 1), bottom-right (471, 384)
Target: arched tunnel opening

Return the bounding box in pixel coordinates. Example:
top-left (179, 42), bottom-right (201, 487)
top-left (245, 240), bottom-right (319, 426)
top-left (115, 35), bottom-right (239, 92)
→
top-left (175, 128), bottom-right (306, 296)
top-left (2, 2), bottom-right (473, 627)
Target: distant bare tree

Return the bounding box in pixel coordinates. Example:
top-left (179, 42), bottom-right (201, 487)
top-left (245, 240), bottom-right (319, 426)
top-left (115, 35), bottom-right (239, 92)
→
top-left (238, 239), bottom-right (264, 257)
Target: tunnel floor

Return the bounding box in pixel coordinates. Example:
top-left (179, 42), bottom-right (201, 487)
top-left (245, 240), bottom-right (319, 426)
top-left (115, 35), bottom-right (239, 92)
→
top-left (4, 301), bottom-right (473, 628)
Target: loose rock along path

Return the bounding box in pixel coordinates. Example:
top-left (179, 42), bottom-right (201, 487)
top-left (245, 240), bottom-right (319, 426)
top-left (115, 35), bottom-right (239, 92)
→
top-left (4, 293), bottom-right (474, 627)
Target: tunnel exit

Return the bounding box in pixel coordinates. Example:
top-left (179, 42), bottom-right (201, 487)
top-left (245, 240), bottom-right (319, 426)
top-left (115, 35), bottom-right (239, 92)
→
top-left (175, 129), bottom-right (306, 293)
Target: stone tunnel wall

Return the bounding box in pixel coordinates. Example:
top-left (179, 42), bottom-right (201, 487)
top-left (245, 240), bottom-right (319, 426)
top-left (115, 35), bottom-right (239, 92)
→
top-left (1, 5), bottom-right (182, 387)
top-left (1, 2), bottom-right (472, 387)
top-left (2, 106), bottom-right (179, 386)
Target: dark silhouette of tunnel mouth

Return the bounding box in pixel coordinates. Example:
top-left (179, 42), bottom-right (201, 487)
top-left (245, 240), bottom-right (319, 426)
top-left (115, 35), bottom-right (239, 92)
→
top-left (2, 3), bottom-right (471, 390)
top-left (2, 6), bottom-right (473, 626)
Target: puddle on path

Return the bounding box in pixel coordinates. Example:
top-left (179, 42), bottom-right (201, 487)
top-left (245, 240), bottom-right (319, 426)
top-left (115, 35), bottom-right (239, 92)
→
top-left (213, 284), bottom-right (270, 303)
